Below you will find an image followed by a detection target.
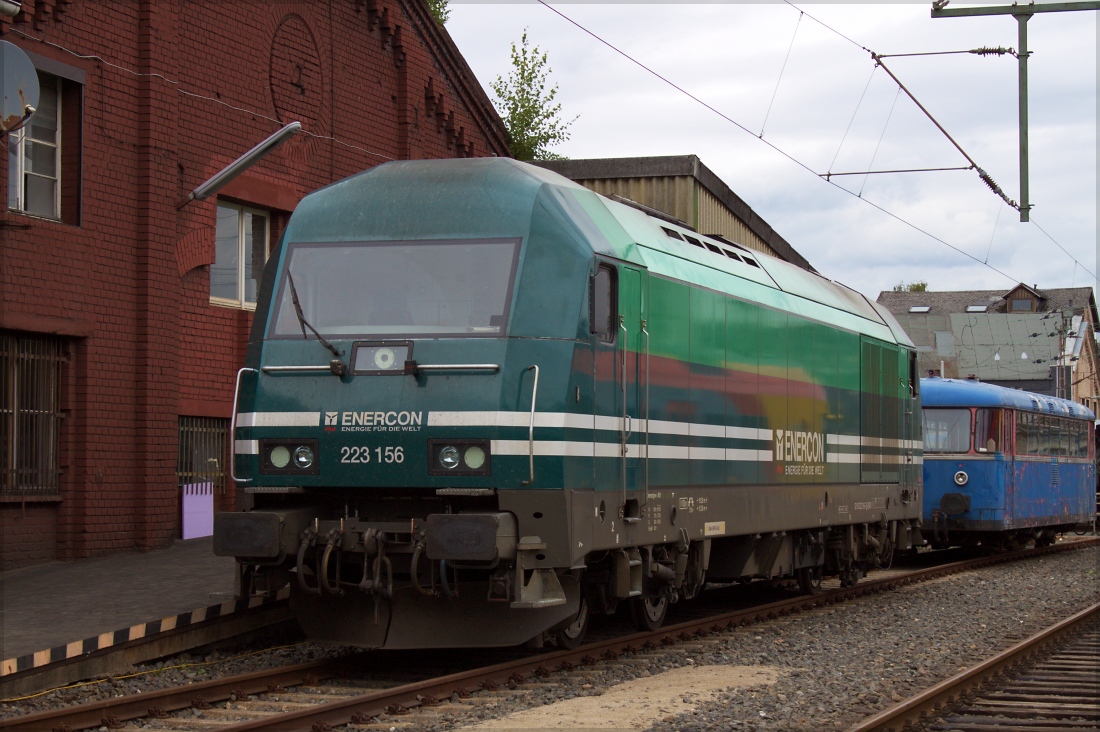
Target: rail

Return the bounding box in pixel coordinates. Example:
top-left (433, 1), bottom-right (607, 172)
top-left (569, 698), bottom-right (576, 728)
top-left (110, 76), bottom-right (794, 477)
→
top-left (4, 538), bottom-right (1095, 732)
top-left (845, 600), bottom-right (1100, 732)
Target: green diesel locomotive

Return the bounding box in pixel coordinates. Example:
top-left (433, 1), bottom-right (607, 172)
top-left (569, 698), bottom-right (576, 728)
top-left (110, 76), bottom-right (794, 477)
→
top-left (214, 158), bottom-right (923, 649)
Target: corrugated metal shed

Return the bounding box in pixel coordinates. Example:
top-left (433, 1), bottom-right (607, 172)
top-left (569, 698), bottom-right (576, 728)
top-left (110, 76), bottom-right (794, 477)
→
top-left (534, 155), bottom-right (814, 272)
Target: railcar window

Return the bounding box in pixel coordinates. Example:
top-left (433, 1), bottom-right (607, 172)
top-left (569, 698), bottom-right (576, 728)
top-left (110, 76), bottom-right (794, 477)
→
top-left (974, 409), bottom-right (1003, 453)
top-left (590, 264), bottom-right (617, 343)
top-left (1075, 422), bottom-right (1089, 457)
top-left (269, 239), bottom-right (520, 338)
top-left (922, 408), bottom-right (971, 453)
top-left (1015, 412), bottom-right (1025, 454)
top-left (1057, 420), bottom-right (1071, 457)
top-left (1038, 416), bottom-right (1052, 456)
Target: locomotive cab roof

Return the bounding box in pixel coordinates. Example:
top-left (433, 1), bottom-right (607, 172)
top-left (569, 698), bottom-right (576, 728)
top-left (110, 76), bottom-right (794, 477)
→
top-left (273, 158), bottom-right (912, 348)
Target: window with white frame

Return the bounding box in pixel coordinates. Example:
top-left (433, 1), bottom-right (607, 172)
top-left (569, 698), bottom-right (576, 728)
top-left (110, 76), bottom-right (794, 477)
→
top-left (7, 71), bottom-right (61, 219)
top-left (211, 202), bottom-right (269, 309)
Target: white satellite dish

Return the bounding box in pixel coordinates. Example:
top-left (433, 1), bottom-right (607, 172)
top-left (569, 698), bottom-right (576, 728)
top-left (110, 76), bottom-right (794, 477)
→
top-left (0, 40), bottom-right (39, 134)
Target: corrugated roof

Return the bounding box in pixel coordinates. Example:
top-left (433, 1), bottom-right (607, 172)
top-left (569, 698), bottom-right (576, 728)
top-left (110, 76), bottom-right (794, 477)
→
top-left (533, 155), bottom-right (814, 272)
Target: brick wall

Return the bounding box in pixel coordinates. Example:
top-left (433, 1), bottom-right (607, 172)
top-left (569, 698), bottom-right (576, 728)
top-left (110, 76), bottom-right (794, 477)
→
top-left (0, 505), bottom-right (59, 570)
top-left (0, 0), bottom-right (508, 568)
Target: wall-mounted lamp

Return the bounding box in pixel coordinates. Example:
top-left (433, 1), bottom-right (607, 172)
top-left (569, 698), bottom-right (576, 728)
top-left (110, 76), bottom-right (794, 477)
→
top-left (177, 121), bottom-right (301, 209)
top-left (0, 1), bottom-right (21, 18)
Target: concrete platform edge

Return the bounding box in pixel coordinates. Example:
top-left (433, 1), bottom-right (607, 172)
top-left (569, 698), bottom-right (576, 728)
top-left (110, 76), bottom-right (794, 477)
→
top-left (1, 586), bottom-right (289, 687)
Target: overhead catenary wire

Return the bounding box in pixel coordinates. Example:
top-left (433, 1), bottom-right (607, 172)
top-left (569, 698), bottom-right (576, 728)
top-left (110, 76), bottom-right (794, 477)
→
top-left (827, 64), bottom-right (878, 175)
top-left (985, 202), bottom-right (1003, 264)
top-left (760, 9), bottom-right (804, 138)
top-left (781, 0), bottom-right (871, 53)
top-left (535, 0), bottom-right (1025, 285)
top-left (1030, 218), bottom-right (1097, 282)
top-left (859, 86), bottom-right (902, 197)
top-left (877, 47), bottom-right (1018, 59)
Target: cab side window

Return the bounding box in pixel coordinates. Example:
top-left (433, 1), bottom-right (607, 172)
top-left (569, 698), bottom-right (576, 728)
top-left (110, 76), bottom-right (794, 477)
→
top-left (590, 265), bottom-right (616, 343)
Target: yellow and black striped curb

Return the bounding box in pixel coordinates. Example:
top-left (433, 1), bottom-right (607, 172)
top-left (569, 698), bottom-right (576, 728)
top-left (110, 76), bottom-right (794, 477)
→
top-left (0, 586), bottom-right (290, 678)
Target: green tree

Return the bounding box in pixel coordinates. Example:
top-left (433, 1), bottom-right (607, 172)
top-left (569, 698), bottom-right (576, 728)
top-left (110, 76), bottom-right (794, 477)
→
top-left (491, 30), bottom-right (576, 161)
top-left (893, 280), bottom-right (928, 292)
top-left (426, 0), bottom-right (449, 25)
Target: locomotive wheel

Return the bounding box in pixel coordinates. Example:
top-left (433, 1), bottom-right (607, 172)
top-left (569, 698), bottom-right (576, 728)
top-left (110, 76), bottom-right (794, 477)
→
top-left (839, 566), bottom-right (863, 588)
top-left (554, 597), bottom-right (590, 650)
top-left (796, 566), bottom-right (823, 595)
top-left (630, 595), bottom-right (669, 631)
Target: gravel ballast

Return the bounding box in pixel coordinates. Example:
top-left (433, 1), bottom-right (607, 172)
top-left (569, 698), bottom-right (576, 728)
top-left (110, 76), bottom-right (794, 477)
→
top-left (440, 545), bottom-right (1100, 732)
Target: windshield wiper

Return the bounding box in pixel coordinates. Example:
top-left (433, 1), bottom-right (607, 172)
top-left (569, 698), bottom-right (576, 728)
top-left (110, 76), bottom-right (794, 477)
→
top-left (286, 271), bottom-right (346, 375)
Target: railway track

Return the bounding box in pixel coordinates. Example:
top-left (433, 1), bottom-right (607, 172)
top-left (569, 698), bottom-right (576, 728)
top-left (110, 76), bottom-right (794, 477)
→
top-left (3, 537), bottom-right (1095, 732)
top-left (846, 601), bottom-right (1099, 732)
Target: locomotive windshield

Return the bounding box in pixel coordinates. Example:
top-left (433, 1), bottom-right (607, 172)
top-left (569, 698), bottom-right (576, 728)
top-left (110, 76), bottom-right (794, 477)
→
top-left (268, 238), bottom-right (521, 338)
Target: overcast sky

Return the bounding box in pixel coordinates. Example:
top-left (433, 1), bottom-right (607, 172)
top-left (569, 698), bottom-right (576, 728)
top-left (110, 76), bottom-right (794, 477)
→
top-left (446, 2), bottom-right (1096, 301)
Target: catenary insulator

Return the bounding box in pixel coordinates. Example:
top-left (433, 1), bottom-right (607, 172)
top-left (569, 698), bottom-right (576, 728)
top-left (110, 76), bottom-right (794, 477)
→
top-left (969, 46), bottom-right (1016, 57)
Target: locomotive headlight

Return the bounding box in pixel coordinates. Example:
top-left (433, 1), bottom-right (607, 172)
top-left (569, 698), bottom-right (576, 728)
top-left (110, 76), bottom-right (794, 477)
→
top-left (294, 445), bottom-right (315, 469)
top-left (953, 470), bottom-right (969, 486)
top-left (439, 446), bottom-right (460, 470)
top-left (270, 445), bottom-right (291, 469)
top-left (463, 445), bottom-right (486, 470)
top-left (428, 439), bottom-right (491, 476)
top-left (260, 439), bottom-right (319, 475)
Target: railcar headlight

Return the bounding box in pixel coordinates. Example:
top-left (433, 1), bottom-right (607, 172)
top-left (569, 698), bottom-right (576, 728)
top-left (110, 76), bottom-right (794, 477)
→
top-left (463, 445), bottom-right (486, 470)
top-left (270, 445), bottom-right (291, 469)
top-left (439, 446), bottom-right (460, 470)
top-left (294, 445), bottom-right (315, 469)
top-left (953, 470), bottom-right (969, 486)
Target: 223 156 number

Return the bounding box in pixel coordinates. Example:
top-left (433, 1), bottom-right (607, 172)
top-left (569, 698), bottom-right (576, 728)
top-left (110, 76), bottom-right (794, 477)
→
top-left (340, 446), bottom-right (405, 464)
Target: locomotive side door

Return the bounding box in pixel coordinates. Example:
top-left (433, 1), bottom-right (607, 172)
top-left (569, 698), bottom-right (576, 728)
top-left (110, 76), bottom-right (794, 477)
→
top-left (619, 265), bottom-right (649, 521)
top-left (591, 260), bottom-right (648, 521)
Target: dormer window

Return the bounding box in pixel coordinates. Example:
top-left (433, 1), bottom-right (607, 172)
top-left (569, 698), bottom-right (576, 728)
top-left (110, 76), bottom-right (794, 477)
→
top-left (1012, 298), bottom-right (1033, 312)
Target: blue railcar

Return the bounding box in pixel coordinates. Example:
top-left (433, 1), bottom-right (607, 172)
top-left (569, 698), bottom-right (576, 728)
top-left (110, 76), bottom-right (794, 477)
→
top-left (921, 377), bottom-right (1096, 548)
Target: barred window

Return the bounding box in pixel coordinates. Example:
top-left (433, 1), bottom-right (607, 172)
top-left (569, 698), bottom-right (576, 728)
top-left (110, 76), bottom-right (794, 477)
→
top-left (177, 417), bottom-right (227, 492)
top-left (1, 332), bottom-right (65, 497)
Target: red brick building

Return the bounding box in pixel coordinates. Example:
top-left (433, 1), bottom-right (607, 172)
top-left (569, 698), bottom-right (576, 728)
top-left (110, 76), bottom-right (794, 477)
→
top-left (0, 0), bottom-right (508, 569)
